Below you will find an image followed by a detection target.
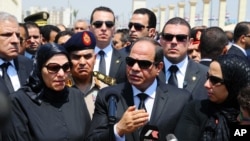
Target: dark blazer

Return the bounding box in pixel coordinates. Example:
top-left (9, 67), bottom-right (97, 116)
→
top-left (158, 59), bottom-right (208, 100)
top-left (227, 45), bottom-right (247, 58)
top-left (199, 60), bottom-right (211, 67)
top-left (109, 48), bottom-right (127, 84)
top-left (0, 55), bottom-right (33, 95)
top-left (119, 45), bottom-right (131, 57)
top-left (86, 80), bottom-right (191, 141)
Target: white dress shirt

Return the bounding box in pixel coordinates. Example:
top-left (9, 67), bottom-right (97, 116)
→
top-left (0, 59), bottom-right (21, 91)
top-left (164, 55), bottom-right (188, 88)
top-left (114, 79), bottom-right (158, 141)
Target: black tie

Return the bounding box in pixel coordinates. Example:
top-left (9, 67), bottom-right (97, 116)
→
top-left (168, 65), bottom-right (178, 87)
top-left (137, 93), bottom-right (148, 112)
top-left (1, 63), bottom-right (14, 93)
top-left (98, 50), bottom-right (106, 74)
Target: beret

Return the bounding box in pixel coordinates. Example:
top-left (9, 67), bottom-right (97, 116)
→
top-left (24, 11), bottom-right (49, 27)
top-left (64, 31), bottom-right (96, 52)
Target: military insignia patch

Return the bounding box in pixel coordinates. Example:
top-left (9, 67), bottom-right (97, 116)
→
top-left (82, 32), bottom-right (91, 46)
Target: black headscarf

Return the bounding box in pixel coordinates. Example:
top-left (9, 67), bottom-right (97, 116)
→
top-left (201, 54), bottom-right (250, 141)
top-left (25, 43), bottom-right (70, 93)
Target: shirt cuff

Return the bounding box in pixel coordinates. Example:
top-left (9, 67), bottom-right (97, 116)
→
top-left (114, 124), bottom-right (125, 141)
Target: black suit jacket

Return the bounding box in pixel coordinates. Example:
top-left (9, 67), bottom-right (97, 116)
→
top-left (158, 59), bottom-right (208, 100)
top-left (227, 45), bottom-right (247, 58)
top-left (0, 55), bottom-right (33, 95)
top-left (199, 60), bottom-right (211, 67)
top-left (86, 80), bottom-right (191, 141)
top-left (109, 48), bottom-right (127, 84)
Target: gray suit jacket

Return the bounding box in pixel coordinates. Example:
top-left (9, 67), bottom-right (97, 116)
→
top-left (86, 80), bottom-right (191, 141)
top-left (158, 59), bottom-right (208, 100)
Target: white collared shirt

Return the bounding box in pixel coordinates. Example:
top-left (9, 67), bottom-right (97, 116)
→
top-left (164, 55), bottom-right (188, 88)
top-left (94, 43), bottom-right (113, 75)
top-left (114, 79), bottom-right (158, 141)
top-left (0, 59), bottom-right (21, 91)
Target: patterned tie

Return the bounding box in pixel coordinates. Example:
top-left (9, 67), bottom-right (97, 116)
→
top-left (137, 93), bottom-right (148, 112)
top-left (1, 62), bottom-right (14, 93)
top-left (168, 65), bottom-right (178, 87)
top-left (98, 50), bottom-right (106, 74)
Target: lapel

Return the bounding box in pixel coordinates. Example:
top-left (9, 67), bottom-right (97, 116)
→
top-left (120, 82), bottom-right (134, 108)
top-left (184, 60), bottom-right (201, 93)
top-left (149, 81), bottom-right (169, 124)
top-left (120, 82), bottom-right (139, 141)
top-left (14, 56), bottom-right (29, 85)
top-left (109, 49), bottom-right (123, 77)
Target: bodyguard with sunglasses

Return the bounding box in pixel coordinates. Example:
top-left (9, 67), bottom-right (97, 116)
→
top-left (175, 54), bottom-right (250, 141)
top-left (2, 43), bottom-right (91, 141)
top-left (159, 17), bottom-right (208, 100)
top-left (120, 8), bottom-right (157, 55)
top-left (87, 37), bottom-right (191, 141)
top-left (89, 6), bottom-right (127, 84)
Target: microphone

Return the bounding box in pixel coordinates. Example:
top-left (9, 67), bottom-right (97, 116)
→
top-left (166, 134), bottom-right (178, 141)
top-left (139, 125), bottom-right (159, 141)
top-left (105, 89), bottom-right (120, 125)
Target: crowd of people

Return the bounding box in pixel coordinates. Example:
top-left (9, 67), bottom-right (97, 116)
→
top-left (0, 5), bottom-right (250, 141)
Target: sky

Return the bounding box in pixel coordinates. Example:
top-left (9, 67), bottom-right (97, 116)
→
top-left (22, 0), bottom-right (250, 27)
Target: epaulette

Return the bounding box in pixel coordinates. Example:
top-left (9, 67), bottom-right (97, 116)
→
top-left (93, 71), bottom-right (116, 86)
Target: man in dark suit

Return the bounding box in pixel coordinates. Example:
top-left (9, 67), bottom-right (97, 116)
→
top-left (227, 21), bottom-right (250, 61)
top-left (199, 27), bottom-right (229, 66)
top-left (89, 6), bottom-right (127, 84)
top-left (0, 12), bottom-right (33, 95)
top-left (86, 37), bottom-right (191, 141)
top-left (159, 17), bottom-right (208, 100)
top-left (119, 8), bottom-right (157, 56)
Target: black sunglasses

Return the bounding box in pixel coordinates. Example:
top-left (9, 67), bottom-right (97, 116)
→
top-left (126, 57), bottom-right (155, 69)
top-left (44, 62), bottom-right (71, 74)
top-left (206, 73), bottom-right (224, 85)
top-left (161, 33), bottom-right (188, 42)
top-left (128, 22), bottom-right (149, 31)
top-left (92, 21), bottom-right (114, 28)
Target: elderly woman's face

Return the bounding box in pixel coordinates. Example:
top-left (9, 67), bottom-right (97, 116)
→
top-left (204, 61), bottom-right (228, 104)
top-left (41, 54), bottom-right (70, 91)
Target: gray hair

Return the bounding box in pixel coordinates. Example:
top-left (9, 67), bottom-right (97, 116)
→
top-left (0, 12), bottom-right (18, 23)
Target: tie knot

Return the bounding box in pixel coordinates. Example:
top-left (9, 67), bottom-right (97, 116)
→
top-left (98, 50), bottom-right (105, 56)
top-left (137, 93), bottom-right (148, 101)
top-left (1, 62), bottom-right (10, 69)
top-left (169, 65), bottom-right (178, 73)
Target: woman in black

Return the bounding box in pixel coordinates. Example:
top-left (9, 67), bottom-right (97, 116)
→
top-left (3, 43), bottom-right (91, 141)
top-left (175, 54), bottom-right (250, 141)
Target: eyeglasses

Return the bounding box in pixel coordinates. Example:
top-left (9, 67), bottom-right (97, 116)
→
top-left (92, 21), bottom-right (114, 28)
top-left (126, 57), bottom-right (155, 69)
top-left (161, 33), bottom-right (188, 42)
top-left (128, 22), bottom-right (149, 31)
top-left (206, 73), bottom-right (224, 86)
top-left (245, 34), bottom-right (250, 38)
top-left (44, 62), bottom-right (71, 74)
